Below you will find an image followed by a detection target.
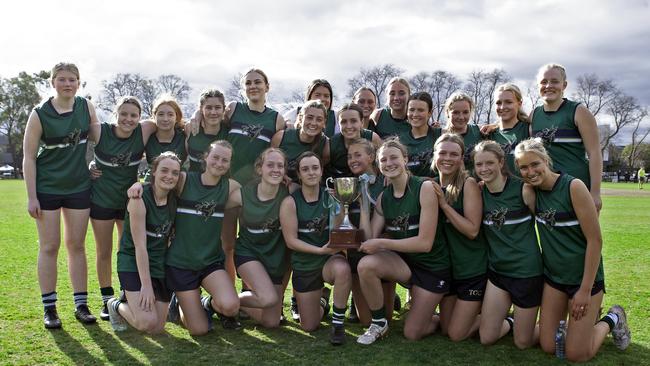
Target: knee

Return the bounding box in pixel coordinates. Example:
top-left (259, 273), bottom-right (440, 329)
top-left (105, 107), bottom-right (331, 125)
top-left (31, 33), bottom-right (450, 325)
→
top-left (187, 322), bottom-right (209, 336)
top-left (300, 321), bottom-right (319, 333)
top-left (259, 317), bottom-right (280, 329)
top-left (447, 327), bottom-right (466, 342)
top-left (513, 335), bottom-right (535, 350)
top-left (567, 348), bottom-right (593, 363)
top-left (40, 242), bottom-right (61, 257)
top-left (539, 337), bottom-right (555, 355)
top-left (218, 298), bottom-right (240, 317)
top-left (357, 257), bottom-right (378, 278)
top-left (258, 291), bottom-right (279, 309)
top-left (479, 330), bottom-right (499, 346)
top-left (333, 263), bottom-right (351, 283)
top-left (134, 315), bottom-right (158, 333)
top-left (403, 326), bottom-right (423, 341)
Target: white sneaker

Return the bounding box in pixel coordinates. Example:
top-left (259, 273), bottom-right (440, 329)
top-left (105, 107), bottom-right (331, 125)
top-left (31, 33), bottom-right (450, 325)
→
top-left (357, 323), bottom-right (388, 345)
top-left (107, 298), bottom-right (128, 332)
top-left (609, 305), bottom-right (631, 350)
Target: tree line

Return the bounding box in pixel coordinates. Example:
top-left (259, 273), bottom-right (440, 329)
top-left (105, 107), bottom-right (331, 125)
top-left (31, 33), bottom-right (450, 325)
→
top-left (0, 64), bottom-right (648, 170)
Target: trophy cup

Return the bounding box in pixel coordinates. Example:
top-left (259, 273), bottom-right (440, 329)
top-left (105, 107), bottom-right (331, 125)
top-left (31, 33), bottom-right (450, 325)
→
top-left (326, 177), bottom-right (363, 249)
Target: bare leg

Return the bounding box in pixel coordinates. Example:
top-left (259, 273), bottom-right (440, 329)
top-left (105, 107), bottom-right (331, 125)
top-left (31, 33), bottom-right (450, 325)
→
top-left (61, 208), bottom-right (90, 293)
top-left (296, 288), bottom-right (324, 332)
top-left (91, 218), bottom-right (116, 289)
top-left (221, 207), bottom-right (239, 284)
top-left (36, 210), bottom-right (62, 294)
top-left (403, 286), bottom-right (444, 340)
top-left (479, 280), bottom-right (511, 345)
top-left (119, 290), bottom-right (168, 334)
top-left (201, 269), bottom-right (239, 317)
top-left (176, 289), bottom-right (209, 336)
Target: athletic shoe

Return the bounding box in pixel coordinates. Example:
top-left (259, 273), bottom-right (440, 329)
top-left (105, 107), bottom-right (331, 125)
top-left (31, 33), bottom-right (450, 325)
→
top-left (217, 312), bottom-right (242, 330)
top-left (99, 303), bottom-right (110, 321)
top-left (201, 296), bottom-right (215, 331)
top-left (330, 324), bottom-right (346, 345)
top-left (609, 305), bottom-right (631, 350)
top-left (320, 297), bottom-right (330, 321)
top-left (107, 298), bottom-right (127, 332)
top-left (290, 297), bottom-right (300, 321)
top-left (357, 323), bottom-right (389, 345)
top-left (167, 293), bottom-right (180, 323)
top-left (393, 294), bottom-right (402, 312)
top-left (74, 304), bottom-right (97, 324)
top-left (44, 307), bottom-right (62, 329)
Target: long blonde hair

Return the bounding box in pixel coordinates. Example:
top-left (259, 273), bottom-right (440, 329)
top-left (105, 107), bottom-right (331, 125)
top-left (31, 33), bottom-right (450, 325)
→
top-left (495, 83), bottom-right (529, 123)
top-left (433, 133), bottom-right (468, 205)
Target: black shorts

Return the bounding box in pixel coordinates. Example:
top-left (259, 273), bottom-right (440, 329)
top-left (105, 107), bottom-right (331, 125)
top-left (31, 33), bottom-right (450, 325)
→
top-left (397, 255), bottom-right (451, 294)
top-left (446, 273), bottom-right (488, 301)
top-left (235, 255), bottom-right (283, 285)
top-left (90, 202), bottom-right (125, 220)
top-left (37, 189), bottom-right (91, 210)
top-left (292, 268), bottom-right (324, 293)
top-left (347, 250), bottom-right (364, 274)
top-left (544, 276), bottom-right (606, 298)
top-left (118, 271), bottom-right (171, 302)
top-left (488, 270), bottom-right (543, 309)
top-left (165, 262), bottom-right (225, 292)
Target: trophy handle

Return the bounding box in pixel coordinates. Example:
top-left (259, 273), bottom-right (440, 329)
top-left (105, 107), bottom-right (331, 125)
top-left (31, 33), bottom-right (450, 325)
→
top-left (325, 177), bottom-right (335, 191)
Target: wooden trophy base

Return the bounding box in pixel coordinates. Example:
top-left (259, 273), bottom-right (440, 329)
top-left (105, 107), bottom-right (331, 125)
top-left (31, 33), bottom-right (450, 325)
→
top-left (329, 228), bottom-right (363, 249)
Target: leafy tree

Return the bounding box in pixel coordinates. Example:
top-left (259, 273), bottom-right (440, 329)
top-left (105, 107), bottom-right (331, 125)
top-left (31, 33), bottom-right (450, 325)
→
top-left (0, 71), bottom-right (49, 168)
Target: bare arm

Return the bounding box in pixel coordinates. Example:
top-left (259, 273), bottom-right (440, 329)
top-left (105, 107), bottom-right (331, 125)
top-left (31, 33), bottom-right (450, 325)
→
top-left (23, 111), bottom-right (43, 218)
top-left (521, 183), bottom-right (536, 214)
top-left (128, 197), bottom-right (155, 311)
top-left (225, 101), bottom-right (237, 123)
top-left (371, 132), bottom-right (382, 149)
top-left (270, 130), bottom-right (284, 148)
top-left (87, 99), bottom-right (101, 144)
top-left (140, 120), bottom-right (157, 145)
top-left (275, 112), bottom-right (286, 132)
top-left (575, 105), bottom-right (603, 212)
top-left (369, 108), bottom-right (381, 129)
top-left (322, 136), bottom-right (331, 167)
top-left (435, 178), bottom-right (482, 239)
top-left (225, 181), bottom-right (243, 210)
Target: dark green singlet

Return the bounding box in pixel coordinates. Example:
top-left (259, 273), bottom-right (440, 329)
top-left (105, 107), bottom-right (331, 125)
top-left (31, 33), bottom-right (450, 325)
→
top-left (372, 107), bottom-right (410, 139)
top-left (143, 128), bottom-right (187, 181)
top-left (400, 127), bottom-right (442, 177)
top-left (279, 128), bottom-right (326, 182)
top-left (488, 121), bottom-right (530, 177)
top-left (187, 125), bottom-right (228, 173)
top-left (325, 129), bottom-right (373, 179)
top-left (291, 187), bottom-right (332, 272)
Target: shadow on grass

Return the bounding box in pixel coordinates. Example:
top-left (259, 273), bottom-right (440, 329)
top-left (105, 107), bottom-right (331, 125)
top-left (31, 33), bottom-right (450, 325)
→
top-left (49, 326), bottom-right (111, 365)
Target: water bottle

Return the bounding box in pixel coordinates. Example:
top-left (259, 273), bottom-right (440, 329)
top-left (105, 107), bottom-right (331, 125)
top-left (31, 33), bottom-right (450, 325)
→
top-left (555, 320), bottom-right (567, 359)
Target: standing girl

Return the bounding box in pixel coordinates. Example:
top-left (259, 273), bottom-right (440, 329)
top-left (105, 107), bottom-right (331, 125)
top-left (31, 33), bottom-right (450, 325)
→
top-left (186, 89), bottom-right (228, 172)
top-left (443, 92), bottom-right (484, 173)
top-left (515, 138), bottom-right (629, 362)
top-left (369, 78), bottom-right (411, 139)
top-left (143, 95), bottom-right (187, 181)
top-left (23, 62), bottom-right (101, 328)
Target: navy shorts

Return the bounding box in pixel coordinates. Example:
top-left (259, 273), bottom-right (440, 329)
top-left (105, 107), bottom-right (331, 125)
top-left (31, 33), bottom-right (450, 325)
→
top-left (165, 262), bottom-right (225, 292)
top-left (398, 254), bottom-right (451, 294)
top-left (488, 270), bottom-right (543, 308)
top-left (446, 273), bottom-right (488, 301)
top-left (118, 271), bottom-right (171, 302)
top-left (235, 255), bottom-right (284, 285)
top-left (37, 189), bottom-right (91, 210)
top-left (90, 202), bottom-right (125, 220)
top-left (544, 275), bottom-right (606, 298)
top-left (292, 268), bottom-right (324, 293)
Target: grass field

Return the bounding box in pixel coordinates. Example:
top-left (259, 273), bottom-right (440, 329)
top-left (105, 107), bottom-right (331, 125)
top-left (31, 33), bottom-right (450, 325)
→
top-left (0, 179), bottom-right (648, 365)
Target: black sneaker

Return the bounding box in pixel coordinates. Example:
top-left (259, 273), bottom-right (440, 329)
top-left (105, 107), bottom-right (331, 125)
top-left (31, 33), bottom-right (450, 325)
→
top-left (44, 307), bottom-right (62, 329)
top-left (393, 294), bottom-right (402, 312)
top-left (74, 304), bottom-right (97, 324)
top-left (290, 297), bottom-right (300, 321)
top-left (330, 324), bottom-right (346, 346)
top-left (217, 312), bottom-right (242, 330)
top-left (100, 303), bottom-right (110, 321)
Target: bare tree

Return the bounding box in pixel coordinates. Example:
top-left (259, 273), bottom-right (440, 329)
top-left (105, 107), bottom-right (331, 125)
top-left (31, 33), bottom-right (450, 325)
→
top-left (573, 73), bottom-right (618, 116)
top-left (622, 116), bottom-right (650, 168)
top-left (464, 70), bottom-right (488, 125)
top-left (98, 73), bottom-right (156, 116)
top-left (283, 89), bottom-right (305, 105)
top-left (601, 93), bottom-right (648, 154)
top-left (225, 73), bottom-right (245, 103)
top-left (407, 70), bottom-right (460, 122)
top-left (483, 69), bottom-right (511, 124)
top-left (524, 80), bottom-right (542, 111)
top-left (155, 74), bottom-right (191, 102)
top-left (347, 64), bottom-right (403, 108)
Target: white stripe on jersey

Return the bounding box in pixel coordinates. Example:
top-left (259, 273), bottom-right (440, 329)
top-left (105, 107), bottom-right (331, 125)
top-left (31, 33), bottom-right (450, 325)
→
top-left (483, 216), bottom-right (532, 226)
top-left (553, 137), bottom-right (582, 143)
top-left (146, 231), bottom-right (166, 238)
top-left (176, 207), bottom-right (224, 218)
top-left (230, 129), bottom-right (271, 143)
top-left (386, 224), bottom-right (419, 231)
top-left (43, 139), bottom-right (88, 150)
top-left (535, 217), bottom-right (579, 227)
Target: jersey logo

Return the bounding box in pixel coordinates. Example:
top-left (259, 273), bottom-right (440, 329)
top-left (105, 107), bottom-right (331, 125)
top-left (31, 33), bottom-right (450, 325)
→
top-left (261, 217), bottom-right (281, 232)
top-left (287, 159), bottom-right (298, 174)
top-left (411, 150), bottom-right (433, 169)
top-left (485, 207), bottom-right (509, 230)
top-left (155, 220), bottom-right (173, 237)
top-left (195, 200), bottom-right (219, 221)
top-left (111, 151), bottom-right (133, 167)
top-left (535, 126), bottom-right (558, 145)
top-left (391, 213), bottom-right (411, 232)
top-left (537, 208), bottom-right (557, 229)
top-left (306, 214), bottom-right (328, 234)
top-left (499, 141), bottom-right (513, 155)
top-left (241, 124), bottom-right (264, 141)
top-left (63, 128), bottom-right (82, 149)
top-left (464, 144), bottom-right (476, 164)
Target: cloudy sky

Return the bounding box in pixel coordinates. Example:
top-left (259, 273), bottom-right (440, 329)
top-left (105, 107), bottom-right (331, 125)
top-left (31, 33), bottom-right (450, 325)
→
top-left (2, 0), bottom-right (649, 140)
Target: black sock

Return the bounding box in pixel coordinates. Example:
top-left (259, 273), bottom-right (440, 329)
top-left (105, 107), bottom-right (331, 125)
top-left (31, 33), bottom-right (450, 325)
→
top-left (100, 287), bottom-right (114, 305)
top-left (505, 316), bottom-right (514, 334)
top-left (42, 291), bottom-right (57, 311)
top-left (370, 307), bottom-right (387, 328)
top-left (332, 305), bottom-right (346, 327)
top-left (73, 292), bottom-right (88, 309)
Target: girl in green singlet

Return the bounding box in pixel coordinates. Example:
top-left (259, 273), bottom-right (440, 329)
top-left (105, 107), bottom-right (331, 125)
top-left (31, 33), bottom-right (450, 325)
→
top-left (283, 79), bottom-right (337, 137)
top-left (143, 96), bottom-right (187, 181)
top-left (443, 92), bottom-right (484, 173)
top-left (369, 77), bottom-right (411, 139)
top-left (186, 89), bottom-right (229, 172)
top-left (352, 87), bottom-right (377, 130)
top-left (23, 62), bottom-right (102, 328)
top-left (515, 139), bottom-right (630, 362)
top-left (474, 141), bottom-right (542, 349)
top-left (433, 133), bottom-right (486, 342)
top-left (271, 100), bottom-right (330, 183)
top-left (400, 92), bottom-right (442, 177)
top-left (108, 152), bottom-right (181, 334)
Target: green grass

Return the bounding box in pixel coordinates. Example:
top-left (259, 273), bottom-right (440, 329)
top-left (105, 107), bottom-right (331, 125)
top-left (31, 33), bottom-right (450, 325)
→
top-left (0, 179), bottom-right (648, 365)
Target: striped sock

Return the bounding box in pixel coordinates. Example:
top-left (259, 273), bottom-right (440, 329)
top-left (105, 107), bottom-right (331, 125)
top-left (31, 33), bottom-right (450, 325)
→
top-left (370, 307), bottom-right (387, 328)
top-left (110, 297), bottom-right (122, 314)
top-left (73, 292), bottom-right (88, 309)
top-left (600, 313), bottom-right (619, 331)
top-left (100, 287), bottom-right (114, 305)
top-left (332, 305), bottom-right (346, 326)
top-left (42, 291), bottom-right (57, 311)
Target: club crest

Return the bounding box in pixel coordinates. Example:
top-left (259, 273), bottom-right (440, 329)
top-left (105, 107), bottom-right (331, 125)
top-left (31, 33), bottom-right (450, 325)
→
top-left (63, 128), bottom-right (82, 149)
top-left (306, 214), bottom-right (328, 234)
top-left (241, 124), bottom-right (264, 141)
top-left (261, 217), bottom-right (281, 232)
top-left (391, 213), bottom-right (411, 232)
top-left (195, 200), bottom-right (219, 221)
top-left (154, 220), bottom-right (173, 237)
top-left (111, 151), bottom-right (133, 167)
top-left (537, 208), bottom-right (557, 229)
top-left (485, 207), bottom-right (509, 230)
top-left (535, 126), bottom-right (558, 145)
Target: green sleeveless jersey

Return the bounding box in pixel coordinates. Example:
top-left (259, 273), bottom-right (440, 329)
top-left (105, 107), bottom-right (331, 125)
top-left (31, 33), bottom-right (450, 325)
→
top-left (187, 125), bottom-right (228, 173)
top-left (227, 102), bottom-right (279, 184)
top-left (325, 129), bottom-right (373, 179)
top-left (535, 174), bottom-right (604, 285)
top-left (143, 128), bottom-right (187, 182)
top-left (92, 123), bottom-right (144, 209)
top-left (372, 107), bottom-right (410, 139)
top-left (235, 182), bottom-right (289, 278)
top-left (34, 96), bottom-right (90, 194)
top-left (279, 128), bottom-right (326, 182)
top-left (166, 172), bottom-right (229, 270)
top-left (382, 176), bottom-right (450, 272)
top-left (481, 177), bottom-right (542, 278)
top-left (117, 185), bottom-right (174, 278)
top-left (531, 99), bottom-right (590, 188)
top-left (488, 121), bottom-right (530, 177)
top-left (459, 124), bottom-right (484, 173)
top-left (440, 178), bottom-right (488, 279)
top-left (291, 187), bottom-right (332, 272)
top-left (400, 127), bottom-right (442, 177)
top-left (324, 110), bottom-right (337, 138)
